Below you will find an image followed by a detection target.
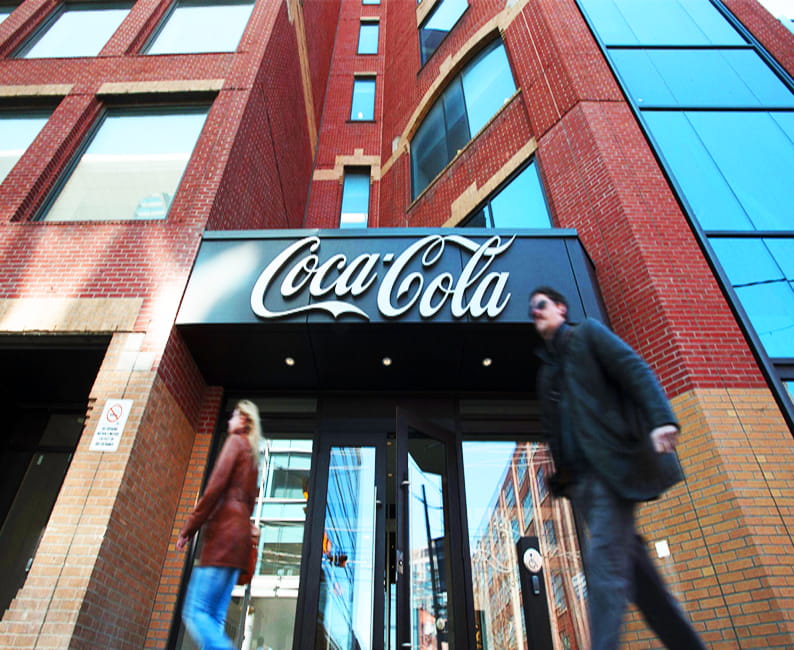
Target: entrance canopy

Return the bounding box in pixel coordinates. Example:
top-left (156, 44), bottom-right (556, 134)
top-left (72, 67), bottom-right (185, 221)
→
top-left (176, 229), bottom-right (605, 391)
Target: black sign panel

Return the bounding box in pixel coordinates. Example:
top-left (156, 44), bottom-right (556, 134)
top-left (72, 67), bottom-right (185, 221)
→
top-left (176, 229), bottom-right (605, 390)
top-left (177, 229), bottom-right (602, 326)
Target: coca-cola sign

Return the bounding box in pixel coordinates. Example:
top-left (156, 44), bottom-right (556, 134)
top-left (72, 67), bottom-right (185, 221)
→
top-left (249, 234), bottom-right (514, 321)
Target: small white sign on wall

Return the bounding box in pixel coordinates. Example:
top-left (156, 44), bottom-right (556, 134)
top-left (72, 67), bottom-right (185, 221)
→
top-left (89, 399), bottom-right (133, 452)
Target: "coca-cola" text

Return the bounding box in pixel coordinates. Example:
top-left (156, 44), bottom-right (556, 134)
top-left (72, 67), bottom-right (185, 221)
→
top-left (249, 234), bottom-right (515, 321)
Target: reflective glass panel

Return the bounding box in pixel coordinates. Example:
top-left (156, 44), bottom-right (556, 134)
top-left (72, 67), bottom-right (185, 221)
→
top-left (579, 0), bottom-right (744, 46)
top-left (351, 78), bottom-right (376, 120)
top-left (442, 77), bottom-right (470, 158)
top-left (462, 441), bottom-right (588, 650)
top-left (612, 49), bottom-right (794, 108)
top-left (711, 237), bottom-right (794, 358)
top-left (644, 111), bottom-right (794, 231)
top-left (0, 112), bottom-right (50, 184)
top-left (340, 169), bottom-right (370, 228)
top-left (42, 107), bottom-right (208, 221)
top-left (411, 100), bottom-right (448, 197)
top-left (786, 380), bottom-right (794, 400)
top-left (407, 433), bottom-right (453, 650)
top-left (461, 40), bottom-right (516, 136)
top-left (358, 22), bottom-right (379, 54)
top-left (0, 7), bottom-right (12, 23)
top-left (19, 3), bottom-right (131, 58)
top-left (490, 162), bottom-right (551, 228)
top-left (317, 446), bottom-right (377, 650)
top-left (147, 0), bottom-right (254, 54)
top-left (419, 0), bottom-right (467, 65)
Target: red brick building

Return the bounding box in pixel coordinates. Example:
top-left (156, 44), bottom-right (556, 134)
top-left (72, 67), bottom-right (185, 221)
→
top-left (0, 0), bottom-right (792, 648)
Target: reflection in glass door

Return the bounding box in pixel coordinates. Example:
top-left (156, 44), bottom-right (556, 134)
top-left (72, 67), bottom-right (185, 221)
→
top-left (462, 441), bottom-right (588, 650)
top-left (395, 411), bottom-right (468, 650)
top-left (316, 445), bottom-right (378, 650)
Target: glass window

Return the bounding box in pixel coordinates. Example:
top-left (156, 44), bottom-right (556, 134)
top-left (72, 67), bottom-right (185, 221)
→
top-left (17, 2), bottom-right (131, 58)
top-left (340, 168), bottom-right (370, 228)
top-left (357, 21), bottom-right (379, 54)
top-left (0, 112), bottom-right (50, 185)
top-left (710, 238), bottom-right (794, 358)
top-left (785, 380), bottom-right (794, 400)
top-left (362, 0), bottom-right (379, 4)
top-left (1, 6), bottom-right (13, 23)
top-left (146, 0), bottom-right (255, 55)
top-left (419, 0), bottom-right (467, 65)
top-left (411, 39), bottom-right (516, 198)
top-left (463, 161), bottom-right (551, 229)
top-left (579, 0), bottom-right (744, 46)
top-left (645, 111), bottom-right (794, 232)
top-left (460, 39), bottom-right (516, 135)
top-left (351, 77), bottom-right (376, 120)
top-left (612, 49), bottom-right (794, 108)
top-left (40, 106), bottom-right (208, 222)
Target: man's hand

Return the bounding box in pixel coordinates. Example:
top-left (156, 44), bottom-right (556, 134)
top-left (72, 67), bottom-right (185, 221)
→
top-left (176, 533), bottom-right (190, 551)
top-left (651, 425), bottom-right (679, 453)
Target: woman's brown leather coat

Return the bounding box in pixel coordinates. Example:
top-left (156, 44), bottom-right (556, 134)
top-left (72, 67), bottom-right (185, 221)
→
top-left (180, 432), bottom-right (258, 569)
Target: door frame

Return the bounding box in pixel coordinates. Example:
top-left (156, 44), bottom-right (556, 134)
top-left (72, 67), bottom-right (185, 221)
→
top-left (394, 407), bottom-right (477, 650)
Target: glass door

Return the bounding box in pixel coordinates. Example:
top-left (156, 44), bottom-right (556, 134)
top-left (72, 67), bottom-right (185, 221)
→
top-left (394, 409), bottom-right (472, 650)
top-left (310, 434), bottom-right (387, 650)
top-left (304, 411), bottom-right (472, 650)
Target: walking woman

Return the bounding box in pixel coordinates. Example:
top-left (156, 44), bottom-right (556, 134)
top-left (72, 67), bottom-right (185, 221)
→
top-left (177, 400), bottom-right (262, 649)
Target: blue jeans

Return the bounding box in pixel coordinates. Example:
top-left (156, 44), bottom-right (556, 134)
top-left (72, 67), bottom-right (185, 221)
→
top-left (570, 473), bottom-right (705, 650)
top-left (182, 566), bottom-right (240, 650)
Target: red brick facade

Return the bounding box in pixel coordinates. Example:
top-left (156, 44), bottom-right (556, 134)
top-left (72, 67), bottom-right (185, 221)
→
top-left (1, 0), bottom-right (792, 647)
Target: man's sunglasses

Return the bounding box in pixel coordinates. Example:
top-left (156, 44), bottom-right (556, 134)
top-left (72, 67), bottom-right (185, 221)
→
top-left (530, 299), bottom-right (549, 312)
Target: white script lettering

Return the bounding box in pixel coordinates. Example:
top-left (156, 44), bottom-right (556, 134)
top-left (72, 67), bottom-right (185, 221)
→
top-left (249, 234), bottom-right (514, 321)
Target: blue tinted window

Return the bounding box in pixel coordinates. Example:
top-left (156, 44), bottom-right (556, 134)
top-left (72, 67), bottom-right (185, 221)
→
top-left (358, 22), bottom-right (379, 54)
top-left (0, 112), bottom-right (50, 184)
top-left (686, 111), bottom-right (794, 230)
top-left (711, 237), bottom-right (794, 357)
top-left (613, 49), bottom-right (794, 108)
top-left (411, 100), bottom-right (448, 194)
top-left (490, 163), bottom-right (550, 228)
top-left (351, 78), bottom-right (376, 120)
top-left (463, 161), bottom-right (551, 228)
top-left (340, 169), bottom-right (370, 228)
top-left (411, 39), bottom-right (516, 198)
top-left (419, 0), bottom-right (467, 65)
top-left (645, 111), bottom-right (794, 231)
top-left (147, 0), bottom-right (254, 54)
top-left (461, 40), bottom-right (516, 135)
top-left (579, 0), bottom-right (744, 45)
top-left (19, 3), bottom-right (131, 58)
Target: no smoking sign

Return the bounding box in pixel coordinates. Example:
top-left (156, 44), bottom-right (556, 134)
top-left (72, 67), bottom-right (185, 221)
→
top-left (90, 399), bottom-right (133, 452)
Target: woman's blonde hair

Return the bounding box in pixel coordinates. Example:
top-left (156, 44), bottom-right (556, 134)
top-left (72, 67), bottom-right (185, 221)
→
top-left (235, 399), bottom-right (263, 458)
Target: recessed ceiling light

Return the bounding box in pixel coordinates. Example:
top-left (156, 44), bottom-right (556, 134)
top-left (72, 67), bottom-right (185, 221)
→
top-left (382, 357), bottom-right (392, 367)
top-left (285, 357), bottom-right (295, 367)
top-left (482, 357), bottom-right (493, 367)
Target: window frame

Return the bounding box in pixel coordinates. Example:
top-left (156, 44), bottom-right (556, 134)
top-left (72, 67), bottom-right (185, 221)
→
top-left (576, 0), bottom-right (794, 424)
top-left (143, 0), bottom-right (256, 55)
top-left (34, 103), bottom-right (210, 223)
top-left (14, 1), bottom-right (133, 59)
top-left (410, 38), bottom-right (517, 200)
top-left (339, 167), bottom-right (371, 229)
top-left (418, 0), bottom-right (469, 66)
top-left (357, 19), bottom-right (379, 55)
top-left (350, 76), bottom-right (376, 121)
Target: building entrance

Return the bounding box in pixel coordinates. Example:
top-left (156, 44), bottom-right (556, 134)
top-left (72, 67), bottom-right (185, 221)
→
top-left (174, 396), bottom-right (590, 650)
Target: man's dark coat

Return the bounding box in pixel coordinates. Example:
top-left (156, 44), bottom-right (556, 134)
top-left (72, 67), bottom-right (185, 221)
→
top-left (536, 318), bottom-right (684, 501)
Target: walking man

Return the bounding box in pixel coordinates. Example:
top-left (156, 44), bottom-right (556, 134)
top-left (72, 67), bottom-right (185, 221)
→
top-left (530, 286), bottom-right (705, 650)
